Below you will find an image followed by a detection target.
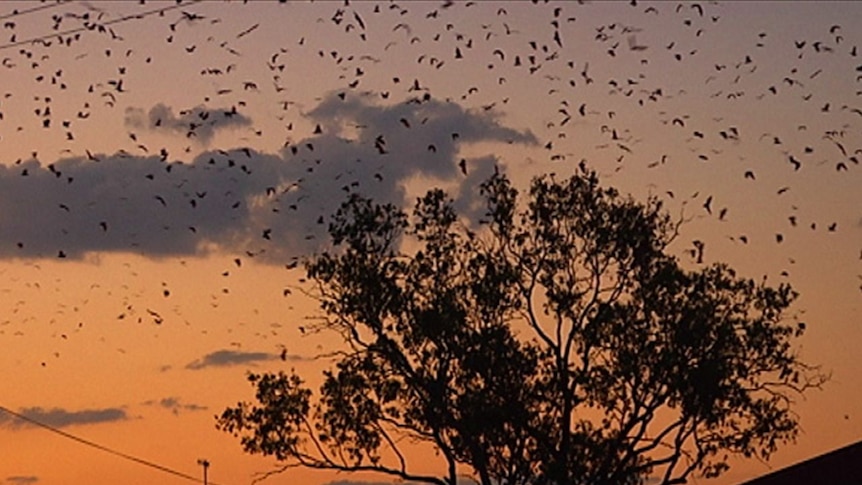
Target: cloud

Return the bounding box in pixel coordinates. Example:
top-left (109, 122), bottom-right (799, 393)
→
top-left (302, 93), bottom-right (536, 226)
top-left (5, 477), bottom-right (39, 485)
top-left (141, 397), bottom-right (208, 415)
top-left (186, 349), bottom-right (275, 370)
top-left (125, 103), bottom-right (253, 145)
top-left (0, 407), bottom-right (127, 430)
top-left (0, 94), bottom-right (536, 264)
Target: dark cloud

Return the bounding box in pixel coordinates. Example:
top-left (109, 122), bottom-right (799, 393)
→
top-left (280, 351), bottom-right (314, 362)
top-left (185, 349), bottom-right (275, 370)
top-left (0, 94), bottom-right (536, 264)
top-left (0, 152), bottom-right (272, 260)
top-left (5, 477), bottom-right (39, 485)
top-left (301, 93), bottom-right (536, 229)
top-left (141, 397), bottom-right (208, 415)
top-left (125, 103), bottom-right (253, 144)
top-left (0, 407), bottom-right (127, 430)
top-left (305, 94), bottom-right (536, 182)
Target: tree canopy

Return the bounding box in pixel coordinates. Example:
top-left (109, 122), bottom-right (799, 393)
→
top-left (217, 167), bottom-right (826, 485)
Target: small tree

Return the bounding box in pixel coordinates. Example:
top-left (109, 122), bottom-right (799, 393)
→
top-left (217, 167), bottom-right (826, 485)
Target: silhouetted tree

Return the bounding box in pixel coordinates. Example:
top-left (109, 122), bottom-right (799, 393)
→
top-left (218, 167), bottom-right (826, 485)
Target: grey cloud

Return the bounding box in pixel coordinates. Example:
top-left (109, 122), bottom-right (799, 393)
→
top-left (0, 407), bottom-right (127, 430)
top-left (5, 477), bottom-right (39, 485)
top-left (281, 352), bottom-right (315, 362)
top-left (306, 94), bottom-right (537, 181)
top-left (186, 349), bottom-right (275, 370)
top-left (0, 151), bottom-right (277, 260)
top-left (0, 94), bottom-right (536, 264)
top-left (142, 397), bottom-right (208, 415)
top-left (299, 93), bottom-right (537, 229)
top-left (451, 154), bottom-right (505, 225)
top-left (125, 103), bottom-right (253, 144)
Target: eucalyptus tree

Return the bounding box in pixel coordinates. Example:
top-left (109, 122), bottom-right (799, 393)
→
top-left (218, 167), bottom-right (825, 485)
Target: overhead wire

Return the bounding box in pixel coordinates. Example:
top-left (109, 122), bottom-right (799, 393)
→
top-left (0, 1), bottom-right (73, 22)
top-left (0, 0), bottom-right (204, 51)
top-left (0, 404), bottom-right (224, 485)
top-left (1, 2), bottom-right (228, 480)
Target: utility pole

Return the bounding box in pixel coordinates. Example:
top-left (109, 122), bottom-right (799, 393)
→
top-left (197, 458), bottom-right (210, 485)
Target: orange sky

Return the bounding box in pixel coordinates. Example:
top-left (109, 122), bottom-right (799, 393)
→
top-left (0, 1), bottom-right (860, 484)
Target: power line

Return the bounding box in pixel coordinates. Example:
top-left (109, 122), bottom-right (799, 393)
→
top-left (0, 404), bottom-right (224, 485)
top-left (0, 0), bottom-right (203, 51)
top-left (0, 1), bottom-right (73, 22)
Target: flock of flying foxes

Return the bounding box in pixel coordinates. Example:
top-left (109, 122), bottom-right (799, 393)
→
top-left (0, 0), bottom-right (860, 361)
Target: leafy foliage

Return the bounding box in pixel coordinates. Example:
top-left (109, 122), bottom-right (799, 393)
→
top-left (218, 167), bottom-right (825, 485)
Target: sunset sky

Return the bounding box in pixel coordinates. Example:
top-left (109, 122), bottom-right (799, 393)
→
top-left (0, 1), bottom-right (860, 484)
